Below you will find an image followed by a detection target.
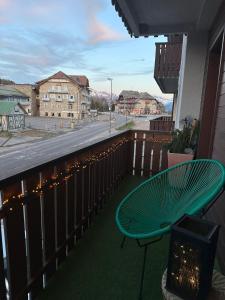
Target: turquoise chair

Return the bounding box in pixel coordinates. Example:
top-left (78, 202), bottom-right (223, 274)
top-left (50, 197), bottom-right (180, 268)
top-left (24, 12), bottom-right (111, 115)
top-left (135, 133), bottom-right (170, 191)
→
top-left (116, 159), bottom-right (225, 299)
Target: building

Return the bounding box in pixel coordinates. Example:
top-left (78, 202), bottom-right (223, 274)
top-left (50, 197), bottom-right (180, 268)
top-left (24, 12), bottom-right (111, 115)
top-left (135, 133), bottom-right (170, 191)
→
top-left (154, 35), bottom-right (182, 123)
top-left (8, 84), bottom-right (39, 116)
top-left (3, 2), bottom-right (225, 299)
top-left (115, 90), bottom-right (163, 115)
top-left (0, 101), bottom-right (26, 131)
top-left (0, 85), bottom-right (31, 115)
top-left (112, 0), bottom-right (225, 275)
top-left (37, 71), bottom-right (90, 119)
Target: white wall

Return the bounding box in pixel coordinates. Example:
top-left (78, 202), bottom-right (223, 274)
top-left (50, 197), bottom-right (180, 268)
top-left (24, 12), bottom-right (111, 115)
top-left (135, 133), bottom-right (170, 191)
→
top-left (175, 32), bottom-right (208, 128)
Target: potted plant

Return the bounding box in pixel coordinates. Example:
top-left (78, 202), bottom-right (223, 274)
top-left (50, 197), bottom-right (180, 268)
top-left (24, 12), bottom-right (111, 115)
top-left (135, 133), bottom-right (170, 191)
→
top-left (167, 117), bottom-right (199, 168)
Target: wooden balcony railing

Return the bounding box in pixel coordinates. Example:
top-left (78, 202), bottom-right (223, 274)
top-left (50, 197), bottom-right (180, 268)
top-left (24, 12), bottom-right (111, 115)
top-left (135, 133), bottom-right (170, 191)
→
top-left (154, 42), bottom-right (182, 78)
top-left (149, 117), bottom-right (175, 132)
top-left (0, 130), bottom-right (172, 299)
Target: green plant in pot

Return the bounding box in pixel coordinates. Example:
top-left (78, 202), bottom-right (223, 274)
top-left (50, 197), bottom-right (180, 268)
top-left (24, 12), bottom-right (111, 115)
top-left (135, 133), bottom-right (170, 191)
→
top-left (167, 117), bottom-right (199, 167)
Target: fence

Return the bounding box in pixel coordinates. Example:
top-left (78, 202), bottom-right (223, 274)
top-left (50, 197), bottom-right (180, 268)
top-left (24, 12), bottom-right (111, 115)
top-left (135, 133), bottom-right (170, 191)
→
top-left (154, 42), bottom-right (182, 78)
top-left (149, 116), bottom-right (175, 132)
top-left (0, 130), bottom-right (171, 299)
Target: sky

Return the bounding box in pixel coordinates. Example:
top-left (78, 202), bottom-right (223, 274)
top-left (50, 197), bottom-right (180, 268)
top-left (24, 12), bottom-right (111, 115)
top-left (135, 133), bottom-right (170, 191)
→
top-left (0, 0), bottom-right (172, 99)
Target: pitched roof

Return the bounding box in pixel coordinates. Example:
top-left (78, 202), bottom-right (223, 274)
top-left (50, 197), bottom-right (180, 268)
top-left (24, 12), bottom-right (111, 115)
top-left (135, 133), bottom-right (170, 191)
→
top-left (0, 101), bottom-right (26, 115)
top-left (36, 71), bottom-right (89, 87)
top-left (0, 85), bottom-right (28, 98)
top-left (119, 90), bottom-right (156, 100)
top-left (69, 75), bottom-right (89, 87)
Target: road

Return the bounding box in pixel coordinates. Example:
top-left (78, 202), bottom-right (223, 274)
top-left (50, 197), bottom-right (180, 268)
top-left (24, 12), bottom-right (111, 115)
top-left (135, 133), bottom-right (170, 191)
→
top-left (0, 114), bottom-right (128, 181)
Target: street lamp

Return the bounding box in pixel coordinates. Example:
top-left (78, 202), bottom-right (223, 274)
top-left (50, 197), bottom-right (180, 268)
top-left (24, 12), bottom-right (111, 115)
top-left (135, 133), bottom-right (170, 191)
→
top-left (107, 78), bottom-right (113, 134)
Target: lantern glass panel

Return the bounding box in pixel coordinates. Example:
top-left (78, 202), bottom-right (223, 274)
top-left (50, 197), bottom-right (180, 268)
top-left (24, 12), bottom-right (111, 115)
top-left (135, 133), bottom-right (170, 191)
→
top-left (166, 214), bottom-right (219, 300)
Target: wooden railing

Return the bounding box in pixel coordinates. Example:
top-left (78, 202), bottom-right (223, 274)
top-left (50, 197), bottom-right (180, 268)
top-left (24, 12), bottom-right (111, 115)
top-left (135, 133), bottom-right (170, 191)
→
top-left (154, 42), bottom-right (182, 78)
top-left (0, 130), bottom-right (171, 299)
top-left (149, 117), bottom-right (175, 132)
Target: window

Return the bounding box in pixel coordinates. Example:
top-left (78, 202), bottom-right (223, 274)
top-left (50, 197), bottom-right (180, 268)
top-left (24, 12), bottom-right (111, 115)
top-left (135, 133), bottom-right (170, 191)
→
top-left (63, 94), bottom-right (68, 99)
top-left (69, 95), bottom-right (74, 101)
top-left (43, 94), bottom-right (49, 101)
top-left (45, 112), bottom-right (48, 116)
top-left (58, 113), bottom-right (61, 117)
top-left (50, 86), bottom-right (56, 92)
top-left (61, 86), bottom-right (68, 93)
top-left (50, 94), bottom-right (56, 99)
top-left (68, 104), bottom-right (73, 110)
top-left (51, 112), bottom-right (55, 117)
top-left (56, 95), bottom-right (62, 102)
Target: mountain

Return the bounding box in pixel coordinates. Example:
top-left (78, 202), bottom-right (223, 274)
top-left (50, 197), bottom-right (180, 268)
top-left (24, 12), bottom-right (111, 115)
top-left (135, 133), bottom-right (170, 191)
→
top-left (153, 95), bottom-right (173, 112)
top-left (90, 90), bottom-right (117, 102)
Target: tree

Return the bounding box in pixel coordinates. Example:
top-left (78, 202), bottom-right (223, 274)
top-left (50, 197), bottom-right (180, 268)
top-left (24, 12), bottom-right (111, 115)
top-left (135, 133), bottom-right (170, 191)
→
top-left (0, 78), bottom-right (15, 85)
top-left (111, 103), bottom-right (115, 112)
top-left (90, 96), bottom-right (109, 112)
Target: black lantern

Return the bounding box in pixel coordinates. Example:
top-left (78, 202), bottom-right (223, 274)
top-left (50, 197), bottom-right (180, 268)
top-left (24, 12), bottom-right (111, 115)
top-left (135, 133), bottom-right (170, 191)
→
top-left (166, 214), bottom-right (220, 300)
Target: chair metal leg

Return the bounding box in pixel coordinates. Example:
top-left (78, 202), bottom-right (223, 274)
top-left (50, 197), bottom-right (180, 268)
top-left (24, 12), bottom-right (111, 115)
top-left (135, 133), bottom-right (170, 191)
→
top-left (120, 236), bottom-right (126, 248)
top-left (138, 245), bottom-right (148, 300)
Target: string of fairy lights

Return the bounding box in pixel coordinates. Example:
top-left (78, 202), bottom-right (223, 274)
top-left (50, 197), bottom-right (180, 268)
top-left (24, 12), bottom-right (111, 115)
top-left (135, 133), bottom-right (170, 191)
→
top-left (2, 137), bottom-right (129, 208)
top-left (1, 132), bottom-right (171, 209)
top-left (170, 241), bottom-right (200, 294)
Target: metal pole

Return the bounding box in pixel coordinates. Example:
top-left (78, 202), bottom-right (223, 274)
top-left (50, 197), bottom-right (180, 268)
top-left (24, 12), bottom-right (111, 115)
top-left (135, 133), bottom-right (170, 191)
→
top-left (107, 78), bottom-right (113, 134)
top-left (139, 245), bottom-right (148, 300)
top-left (77, 91), bottom-right (79, 124)
top-left (110, 79), bottom-right (112, 134)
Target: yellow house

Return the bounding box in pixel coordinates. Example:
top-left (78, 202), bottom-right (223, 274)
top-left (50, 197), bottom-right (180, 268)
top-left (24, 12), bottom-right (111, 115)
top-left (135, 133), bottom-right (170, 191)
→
top-left (37, 71), bottom-right (90, 119)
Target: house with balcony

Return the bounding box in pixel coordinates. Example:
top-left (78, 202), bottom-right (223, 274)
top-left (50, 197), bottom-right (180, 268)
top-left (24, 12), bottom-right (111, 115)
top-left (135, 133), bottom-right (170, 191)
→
top-left (1, 1), bottom-right (225, 300)
top-left (115, 90), bottom-right (163, 115)
top-left (113, 0), bottom-right (225, 277)
top-left (37, 71), bottom-right (90, 119)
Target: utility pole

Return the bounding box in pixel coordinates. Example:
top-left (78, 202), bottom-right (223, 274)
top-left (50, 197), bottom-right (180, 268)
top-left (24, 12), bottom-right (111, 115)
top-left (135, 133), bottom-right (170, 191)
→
top-left (107, 78), bottom-right (113, 134)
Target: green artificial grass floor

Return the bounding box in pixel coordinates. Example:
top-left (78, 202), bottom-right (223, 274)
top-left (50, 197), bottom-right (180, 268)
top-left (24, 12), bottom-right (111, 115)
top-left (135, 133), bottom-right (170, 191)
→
top-left (38, 176), bottom-right (169, 300)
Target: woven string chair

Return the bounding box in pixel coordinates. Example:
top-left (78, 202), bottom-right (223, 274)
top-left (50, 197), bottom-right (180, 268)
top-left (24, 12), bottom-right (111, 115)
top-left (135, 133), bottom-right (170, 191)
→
top-left (115, 159), bottom-right (225, 300)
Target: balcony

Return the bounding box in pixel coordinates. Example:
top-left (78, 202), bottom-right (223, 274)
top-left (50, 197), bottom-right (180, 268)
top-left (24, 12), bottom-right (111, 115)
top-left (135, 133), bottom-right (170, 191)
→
top-left (0, 130), bottom-right (172, 299)
top-left (38, 176), bottom-right (169, 300)
top-left (154, 42), bottom-right (182, 93)
top-left (149, 116), bottom-right (175, 132)
top-left (48, 88), bottom-right (68, 94)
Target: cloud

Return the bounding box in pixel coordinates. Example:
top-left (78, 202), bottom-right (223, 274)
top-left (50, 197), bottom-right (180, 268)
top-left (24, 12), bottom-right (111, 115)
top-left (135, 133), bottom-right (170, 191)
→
top-left (0, 0), bottom-right (10, 9)
top-left (88, 20), bottom-right (123, 44)
top-left (0, 0), bottom-right (11, 23)
top-left (26, 2), bottom-right (60, 18)
top-left (0, 28), bottom-right (88, 82)
top-left (92, 68), bottom-right (154, 82)
top-left (82, 0), bottom-right (123, 44)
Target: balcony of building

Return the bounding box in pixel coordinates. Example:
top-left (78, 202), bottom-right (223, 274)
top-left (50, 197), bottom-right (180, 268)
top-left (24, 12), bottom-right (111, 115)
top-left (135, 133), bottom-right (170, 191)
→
top-left (149, 116), bottom-right (175, 132)
top-left (154, 42), bottom-right (182, 94)
top-left (38, 175), bottom-right (169, 300)
top-left (0, 129), bottom-right (172, 300)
